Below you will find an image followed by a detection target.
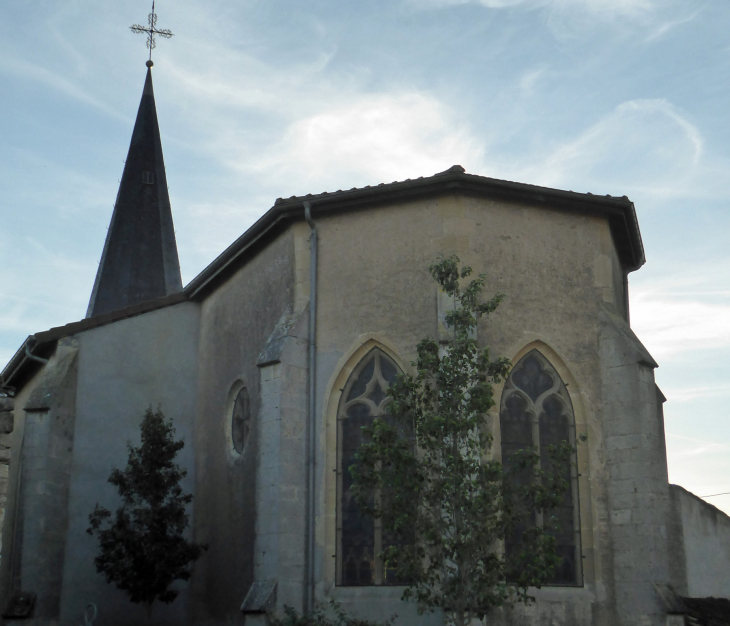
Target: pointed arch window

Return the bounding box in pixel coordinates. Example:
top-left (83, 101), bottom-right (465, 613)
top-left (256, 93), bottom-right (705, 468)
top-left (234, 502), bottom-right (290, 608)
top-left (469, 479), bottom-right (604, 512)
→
top-left (337, 348), bottom-right (403, 586)
top-left (500, 349), bottom-right (582, 586)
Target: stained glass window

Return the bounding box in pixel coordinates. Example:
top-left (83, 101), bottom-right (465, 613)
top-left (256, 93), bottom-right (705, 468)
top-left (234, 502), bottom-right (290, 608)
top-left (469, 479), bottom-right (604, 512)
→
top-left (337, 349), bottom-right (402, 586)
top-left (500, 349), bottom-right (581, 586)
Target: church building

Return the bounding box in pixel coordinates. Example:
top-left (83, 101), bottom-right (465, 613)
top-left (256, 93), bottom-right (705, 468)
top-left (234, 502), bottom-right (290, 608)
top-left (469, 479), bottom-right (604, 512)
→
top-left (1, 61), bottom-right (730, 626)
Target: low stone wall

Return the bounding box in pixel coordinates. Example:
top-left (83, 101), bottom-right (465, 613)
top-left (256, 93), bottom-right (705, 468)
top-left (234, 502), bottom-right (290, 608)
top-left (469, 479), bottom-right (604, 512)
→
top-left (0, 394), bottom-right (14, 555)
top-left (670, 484), bottom-right (730, 599)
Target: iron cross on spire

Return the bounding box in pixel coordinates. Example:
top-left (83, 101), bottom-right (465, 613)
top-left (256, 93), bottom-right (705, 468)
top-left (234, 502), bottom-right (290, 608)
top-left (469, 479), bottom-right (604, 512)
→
top-left (130, 1), bottom-right (173, 64)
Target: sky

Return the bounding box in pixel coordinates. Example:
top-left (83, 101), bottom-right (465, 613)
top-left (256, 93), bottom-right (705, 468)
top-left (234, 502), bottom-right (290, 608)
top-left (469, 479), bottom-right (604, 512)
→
top-left (1, 0), bottom-right (729, 512)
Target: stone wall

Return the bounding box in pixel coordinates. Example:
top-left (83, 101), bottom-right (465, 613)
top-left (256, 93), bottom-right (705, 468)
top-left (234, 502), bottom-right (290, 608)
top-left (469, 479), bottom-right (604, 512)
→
top-left (192, 226), bottom-right (298, 624)
top-left (311, 193), bottom-right (634, 625)
top-left (669, 484), bottom-right (730, 599)
top-left (599, 307), bottom-right (671, 626)
top-left (59, 302), bottom-right (200, 626)
top-left (0, 394), bottom-right (13, 559)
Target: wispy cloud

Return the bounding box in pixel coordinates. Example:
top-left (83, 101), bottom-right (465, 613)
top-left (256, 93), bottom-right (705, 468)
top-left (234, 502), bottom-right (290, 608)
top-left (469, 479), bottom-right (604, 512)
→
top-left (666, 385), bottom-right (730, 403)
top-left (513, 99), bottom-right (704, 196)
top-left (251, 92), bottom-right (483, 194)
top-left (630, 291), bottom-right (730, 360)
top-left (666, 432), bottom-right (730, 514)
top-left (407, 0), bottom-right (661, 19)
top-left (0, 56), bottom-right (130, 124)
top-left (644, 7), bottom-right (704, 41)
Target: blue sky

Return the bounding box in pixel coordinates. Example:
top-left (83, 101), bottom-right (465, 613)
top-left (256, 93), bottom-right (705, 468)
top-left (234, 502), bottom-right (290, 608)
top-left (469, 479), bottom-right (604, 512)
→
top-left (2, 0), bottom-right (729, 512)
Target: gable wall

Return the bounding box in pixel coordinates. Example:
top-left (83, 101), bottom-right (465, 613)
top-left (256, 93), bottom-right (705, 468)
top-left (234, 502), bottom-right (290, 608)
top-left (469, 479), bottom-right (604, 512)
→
top-left (670, 484), bottom-right (730, 598)
top-left (59, 301), bottom-right (201, 626)
top-left (309, 192), bottom-right (659, 625)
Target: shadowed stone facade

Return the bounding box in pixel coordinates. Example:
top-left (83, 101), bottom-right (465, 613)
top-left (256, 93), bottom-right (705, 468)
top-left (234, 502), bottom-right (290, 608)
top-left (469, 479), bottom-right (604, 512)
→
top-left (0, 395), bottom-right (13, 562)
top-left (2, 82), bottom-right (729, 625)
top-left (4, 170), bottom-right (730, 626)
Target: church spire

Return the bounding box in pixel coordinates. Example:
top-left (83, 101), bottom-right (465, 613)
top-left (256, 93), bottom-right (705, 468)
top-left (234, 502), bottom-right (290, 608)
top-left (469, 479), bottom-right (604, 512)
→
top-left (86, 63), bottom-right (182, 318)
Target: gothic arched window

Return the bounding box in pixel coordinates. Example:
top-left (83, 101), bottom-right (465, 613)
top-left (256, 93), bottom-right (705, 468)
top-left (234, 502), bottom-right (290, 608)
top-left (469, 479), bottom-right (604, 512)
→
top-left (337, 348), bottom-right (401, 586)
top-left (500, 349), bottom-right (581, 586)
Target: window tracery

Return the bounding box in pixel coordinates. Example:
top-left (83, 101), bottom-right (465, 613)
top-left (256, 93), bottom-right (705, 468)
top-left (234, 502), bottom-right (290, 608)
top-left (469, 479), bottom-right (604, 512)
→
top-left (337, 348), bottom-right (401, 586)
top-left (500, 349), bottom-right (581, 586)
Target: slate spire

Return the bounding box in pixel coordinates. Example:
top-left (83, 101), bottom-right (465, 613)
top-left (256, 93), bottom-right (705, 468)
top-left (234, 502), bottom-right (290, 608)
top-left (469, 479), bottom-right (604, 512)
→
top-left (86, 62), bottom-right (182, 318)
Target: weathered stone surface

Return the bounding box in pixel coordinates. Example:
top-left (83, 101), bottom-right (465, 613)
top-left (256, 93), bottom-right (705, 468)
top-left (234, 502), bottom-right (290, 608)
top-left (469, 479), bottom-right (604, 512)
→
top-left (670, 484), bottom-right (730, 599)
top-left (6, 179), bottom-right (725, 626)
top-left (0, 411), bottom-right (13, 434)
top-left (240, 580), bottom-right (277, 614)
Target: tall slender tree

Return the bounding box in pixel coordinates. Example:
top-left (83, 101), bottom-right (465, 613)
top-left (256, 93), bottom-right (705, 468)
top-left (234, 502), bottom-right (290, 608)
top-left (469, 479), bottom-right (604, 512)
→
top-left (87, 407), bottom-right (206, 615)
top-left (351, 256), bottom-right (576, 626)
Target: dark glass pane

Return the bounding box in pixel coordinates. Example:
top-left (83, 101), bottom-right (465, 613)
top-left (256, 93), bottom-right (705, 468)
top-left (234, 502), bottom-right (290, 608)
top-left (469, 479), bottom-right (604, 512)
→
top-left (380, 357), bottom-right (398, 384)
top-left (539, 394), bottom-right (575, 585)
top-left (501, 389), bottom-right (535, 581)
top-left (341, 482), bottom-right (374, 585)
top-left (500, 392), bottom-right (533, 475)
top-left (342, 397), bottom-right (375, 586)
top-left (348, 358), bottom-right (375, 401)
top-left (232, 387), bottom-right (250, 454)
top-left (369, 384), bottom-right (387, 407)
top-left (512, 355), bottom-right (553, 402)
top-left (343, 408), bottom-right (371, 453)
top-left (551, 543), bottom-right (576, 585)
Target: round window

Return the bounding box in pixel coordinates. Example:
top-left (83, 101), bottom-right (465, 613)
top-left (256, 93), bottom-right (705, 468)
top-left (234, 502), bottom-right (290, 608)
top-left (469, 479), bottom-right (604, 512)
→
top-left (231, 386), bottom-right (250, 454)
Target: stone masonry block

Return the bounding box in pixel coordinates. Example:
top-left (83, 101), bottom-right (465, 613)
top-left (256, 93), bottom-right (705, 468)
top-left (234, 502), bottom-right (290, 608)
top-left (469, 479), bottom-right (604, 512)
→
top-left (605, 434), bottom-right (647, 451)
top-left (611, 509), bottom-right (632, 525)
top-left (278, 529), bottom-right (304, 558)
top-left (255, 531), bottom-right (279, 556)
top-left (282, 374), bottom-right (306, 397)
top-left (24, 455), bottom-right (48, 471)
top-left (278, 561), bottom-right (305, 582)
top-left (610, 492), bottom-right (638, 510)
top-left (278, 501), bottom-right (303, 527)
top-left (280, 438), bottom-right (305, 466)
top-left (613, 550), bottom-right (637, 569)
top-left (609, 461), bottom-right (643, 481)
top-left (606, 448), bottom-right (633, 464)
top-left (280, 409), bottom-right (306, 438)
top-left (603, 417), bottom-right (642, 438)
top-left (279, 485), bottom-right (301, 504)
top-left (0, 411), bottom-right (14, 434)
top-left (280, 391), bottom-right (305, 411)
top-left (282, 363), bottom-right (307, 384)
top-left (48, 435), bottom-right (71, 459)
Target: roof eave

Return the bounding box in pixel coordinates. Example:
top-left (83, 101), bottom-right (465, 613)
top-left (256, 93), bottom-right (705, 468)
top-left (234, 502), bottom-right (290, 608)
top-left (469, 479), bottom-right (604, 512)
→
top-left (185, 170), bottom-right (646, 299)
top-left (1, 292), bottom-right (189, 394)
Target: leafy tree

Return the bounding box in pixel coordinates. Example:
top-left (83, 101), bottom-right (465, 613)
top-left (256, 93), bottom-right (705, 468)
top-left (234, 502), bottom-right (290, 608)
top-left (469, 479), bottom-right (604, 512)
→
top-left (267, 600), bottom-right (394, 626)
top-left (351, 256), bottom-right (576, 626)
top-left (87, 407), bottom-right (206, 614)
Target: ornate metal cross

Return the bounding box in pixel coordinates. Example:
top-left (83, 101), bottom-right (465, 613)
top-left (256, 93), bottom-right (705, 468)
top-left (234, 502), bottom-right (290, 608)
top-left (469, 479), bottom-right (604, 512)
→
top-left (130, 1), bottom-right (174, 62)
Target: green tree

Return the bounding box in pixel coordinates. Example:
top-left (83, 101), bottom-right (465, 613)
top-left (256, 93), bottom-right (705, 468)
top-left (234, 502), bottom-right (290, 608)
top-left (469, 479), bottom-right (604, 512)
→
top-left (351, 256), bottom-right (575, 626)
top-left (87, 407), bottom-right (206, 614)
